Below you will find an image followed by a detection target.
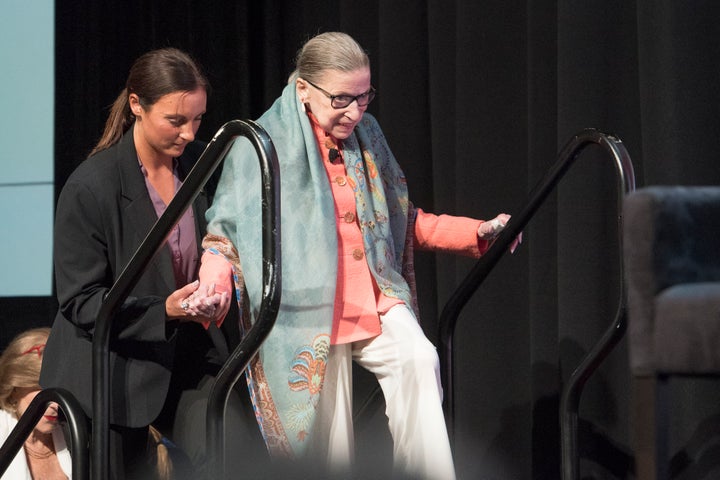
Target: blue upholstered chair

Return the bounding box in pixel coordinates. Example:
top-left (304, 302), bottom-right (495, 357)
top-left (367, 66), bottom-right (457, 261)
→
top-left (623, 186), bottom-right (720, 480)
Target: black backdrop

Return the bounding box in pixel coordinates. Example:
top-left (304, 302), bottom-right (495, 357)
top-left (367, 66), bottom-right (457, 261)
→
top-left (3, 1), bottom-right (720, 478)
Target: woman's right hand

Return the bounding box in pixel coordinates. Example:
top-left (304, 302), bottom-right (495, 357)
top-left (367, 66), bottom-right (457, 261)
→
top-left (183, 281), bottom-right (232, 327)
top-left (185, 251), bottom-right (235, 327)
top-left (166, 280), bottom-right (228, 324)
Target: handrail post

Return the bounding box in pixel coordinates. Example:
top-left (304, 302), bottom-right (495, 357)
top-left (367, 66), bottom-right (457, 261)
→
top-left (438, 130), bottom-right (635, 480)
top-left (559, 134), bottom-right (634, 480)
top-left (204, 121), bottom-right (282, 480)
top-left (91, 120), bottom-right (279, 479)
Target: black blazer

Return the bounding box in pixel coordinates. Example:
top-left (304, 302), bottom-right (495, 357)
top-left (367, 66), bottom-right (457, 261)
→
top-left (40, 128), bottom-right (232, 428)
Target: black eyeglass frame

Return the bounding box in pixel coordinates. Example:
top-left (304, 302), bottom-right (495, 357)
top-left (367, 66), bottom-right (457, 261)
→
top-left (303, 78), bottom-right (376, 109)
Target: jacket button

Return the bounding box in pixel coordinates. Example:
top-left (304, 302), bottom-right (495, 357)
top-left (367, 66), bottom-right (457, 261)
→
top-left (335, 176), bottom-right (347, 186)
top-left (343, 212), bottom-right (355, 223)
top-left (352, 249), bottom-right (364, 260)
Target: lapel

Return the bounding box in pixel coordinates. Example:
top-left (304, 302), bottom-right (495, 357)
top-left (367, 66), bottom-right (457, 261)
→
top-left (176, 146), bottom-right (210, 236)
top-left (115, 128), bottom-right (176, 293)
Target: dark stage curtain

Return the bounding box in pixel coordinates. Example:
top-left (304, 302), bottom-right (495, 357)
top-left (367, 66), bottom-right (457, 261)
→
top-left (4, 0), bottom-right (719, 478)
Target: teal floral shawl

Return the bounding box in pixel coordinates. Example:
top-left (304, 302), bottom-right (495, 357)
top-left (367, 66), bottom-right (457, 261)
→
top-left (204, 83), bottom-right (414, 458)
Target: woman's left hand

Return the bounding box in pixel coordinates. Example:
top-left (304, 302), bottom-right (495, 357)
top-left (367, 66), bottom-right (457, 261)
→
top-left (182, 282), bottom-right (231, 327)
top-left (478, 213), bottom-right (523, 253)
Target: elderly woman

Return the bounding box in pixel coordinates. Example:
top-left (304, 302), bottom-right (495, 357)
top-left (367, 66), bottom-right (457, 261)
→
top-left (0, 328), bottom-right (71, 479)
top-left (193, 32), bottom-right (520, 480)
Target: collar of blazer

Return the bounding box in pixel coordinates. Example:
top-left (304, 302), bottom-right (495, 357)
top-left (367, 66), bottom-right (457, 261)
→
top-left (111, 125), bottom-right (208, 294)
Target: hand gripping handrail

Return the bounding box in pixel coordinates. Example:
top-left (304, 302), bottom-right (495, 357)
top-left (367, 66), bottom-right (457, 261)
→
top-left (0, 388), bottom-right (89, 479)
top-left (91, 119), bottom-right (280, 479)
top-left (438, 129), bottom-right (635, 479)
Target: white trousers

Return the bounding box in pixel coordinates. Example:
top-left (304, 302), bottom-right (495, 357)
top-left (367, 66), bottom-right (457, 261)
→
top-left (309, 304), bottom-right (457, 480)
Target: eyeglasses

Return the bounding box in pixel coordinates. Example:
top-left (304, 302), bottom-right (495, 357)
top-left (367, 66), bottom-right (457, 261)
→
top-left (304, 79), bottom-right (376, 109)
top-left (22, 344), bottom-right (45, 357)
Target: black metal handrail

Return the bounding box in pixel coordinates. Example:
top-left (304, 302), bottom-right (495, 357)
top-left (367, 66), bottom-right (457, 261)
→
top-left (0, 388), bottom-right (89, 479)
top-left (204, 122), bottom-right (282, 480)
top-left (92, 119), bottom-right (280, 479)
top-left (437, 128), bottom-right (635, 480)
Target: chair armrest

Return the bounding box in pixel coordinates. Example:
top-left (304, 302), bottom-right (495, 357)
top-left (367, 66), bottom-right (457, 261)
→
top-left (623, 186), bottom-right (720, 374)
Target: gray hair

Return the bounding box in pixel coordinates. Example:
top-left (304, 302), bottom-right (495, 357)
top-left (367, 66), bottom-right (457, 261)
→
top-left (289, 32), bottom-right (370, 84)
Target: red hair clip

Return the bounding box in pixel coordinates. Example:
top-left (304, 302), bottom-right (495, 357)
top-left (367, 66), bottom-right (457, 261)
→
top-left (22, 344), bottom-right (45, 357)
